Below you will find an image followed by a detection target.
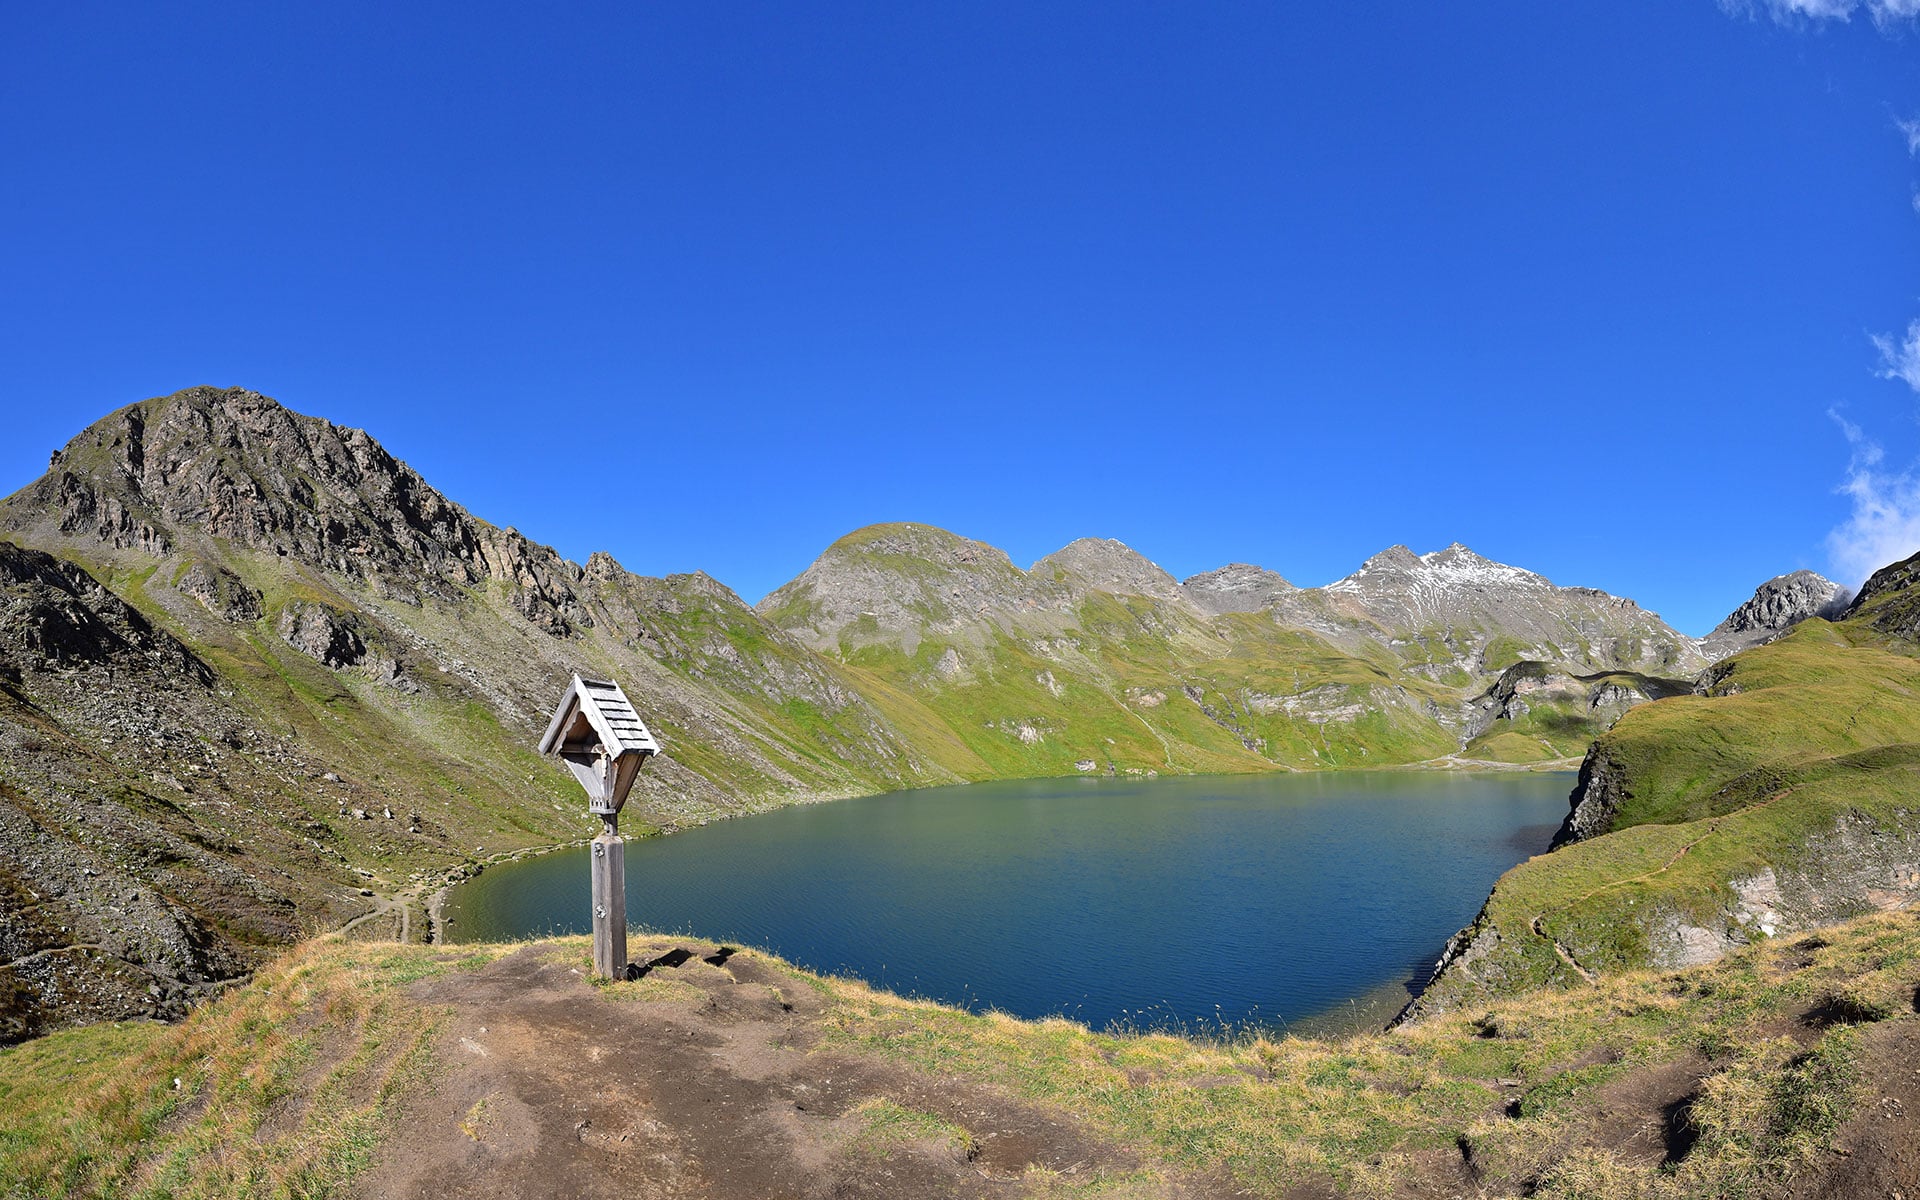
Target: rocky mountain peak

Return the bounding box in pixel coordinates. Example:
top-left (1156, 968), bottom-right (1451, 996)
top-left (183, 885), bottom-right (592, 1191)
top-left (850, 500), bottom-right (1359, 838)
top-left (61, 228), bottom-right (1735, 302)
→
top-left (1416, 544), bottom-right (1549, 589)
top-left (1717, 570), bottom-right (1850, 635)
top-left (756, 522), bottom-right (1063, 653)
top-left (3, 386), bottom-right (592, 635)
top-left (584, 550), bottom-right (625, 583)
top-left (1181, 563), bottom-right (1297, 615)
top-left (1032, 537), bottom-right (1193, 609)
top-left (1328, 543), bottom-right (1546, 595)
top-left (821, 518), bottom-right (1021, 572)
top-left (1850, 553), bottom-right (1920, 613)
top-left (665, 570), bottom-right (750, 610)
top-left (1846, 549), bottom-right (1920, 643)
top-left (1301, 542), bottom-right (1701, 678)
top-left (1701, 569), bottom-right (1851, 660)
top-left (1341, 544), bottom-right (1423, 579)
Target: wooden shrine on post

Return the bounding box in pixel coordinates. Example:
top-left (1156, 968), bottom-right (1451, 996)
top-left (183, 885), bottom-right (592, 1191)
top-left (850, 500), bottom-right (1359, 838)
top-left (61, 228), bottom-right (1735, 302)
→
top-left (539, 675), bottom-right (660, 979)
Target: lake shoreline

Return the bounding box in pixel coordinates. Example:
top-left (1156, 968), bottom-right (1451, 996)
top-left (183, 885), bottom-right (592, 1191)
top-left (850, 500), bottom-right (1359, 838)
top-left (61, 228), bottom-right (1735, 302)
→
top-left (444, 771), bottom-right (1575, 1033)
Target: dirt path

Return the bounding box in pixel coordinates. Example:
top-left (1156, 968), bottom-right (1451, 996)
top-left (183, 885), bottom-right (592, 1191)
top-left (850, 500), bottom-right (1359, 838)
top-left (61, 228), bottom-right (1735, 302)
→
top-left (339, 895), bottom-right (410, 942)
top-left (339, 838), bottom-right (592, 948)
top-left (1523, 788), bottom-right (1801, 983)
top-left (353, 939), bottom-right (1222, 1200)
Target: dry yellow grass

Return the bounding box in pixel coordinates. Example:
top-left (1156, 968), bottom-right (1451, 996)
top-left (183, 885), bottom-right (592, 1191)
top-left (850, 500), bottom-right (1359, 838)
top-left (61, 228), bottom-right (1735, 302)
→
top-left (3, 912), bottom-right (1915, 1198)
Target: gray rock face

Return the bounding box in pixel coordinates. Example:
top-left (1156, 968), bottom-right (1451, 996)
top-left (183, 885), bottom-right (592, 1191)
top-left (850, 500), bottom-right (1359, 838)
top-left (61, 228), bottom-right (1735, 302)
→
top-left (1844, 550), bottom-right (1920, 642)
top-left (275, 602), bottom-right (411, 690)
top-left (1700, 569), bottom-right (1850, 660)
top-left (176, 560), bottom-right (262, 623)
top-left (278, 602), bottom-right (368, 670)
top-left (1181, 563), bottom-right (1296, 614)
top-left (1033, 538), bottom-right (1197, 613)
top-left (1552, 745), bottom-right (1633, 847)
top-left (1461, 662), bottom-right (1684, 747)
top-left (0, 542), bottom-right (212, 684)
top-left (1402, 809), bottom-right (1920, 1023)
top-left (756, 523), bottom-right (1070, 655)
top-left (1303, 543), bottom-right (1704, 680)
top-left (2, 386), bottom-right (592, 636)
top-left (1850, 551), bottom-right (1920, 612)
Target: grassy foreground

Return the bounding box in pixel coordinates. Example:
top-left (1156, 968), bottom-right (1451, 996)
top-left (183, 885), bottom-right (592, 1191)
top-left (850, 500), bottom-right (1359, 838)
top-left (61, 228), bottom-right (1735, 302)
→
top-left (5, 911), bottom-right (1917, 1199)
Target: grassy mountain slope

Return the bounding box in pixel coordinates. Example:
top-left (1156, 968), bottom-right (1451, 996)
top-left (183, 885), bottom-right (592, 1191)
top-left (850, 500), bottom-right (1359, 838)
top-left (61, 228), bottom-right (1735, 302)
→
top-left (758, 524), bottom-right (1699, 780)
top-left (1408, 553), bottom-right (1920, 1019)
top-left (0, 389), bottom-right (961, 1038)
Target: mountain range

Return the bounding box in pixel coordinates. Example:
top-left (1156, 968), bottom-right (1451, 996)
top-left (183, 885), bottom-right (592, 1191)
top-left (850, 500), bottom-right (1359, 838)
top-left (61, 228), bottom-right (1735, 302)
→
top-left (0, 386), bottom-right (1855, 1037)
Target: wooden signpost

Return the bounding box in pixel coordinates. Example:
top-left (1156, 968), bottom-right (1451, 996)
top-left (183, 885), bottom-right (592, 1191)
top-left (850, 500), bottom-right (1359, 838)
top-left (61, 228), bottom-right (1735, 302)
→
top-left (538, 675), bottom-right (660, 979)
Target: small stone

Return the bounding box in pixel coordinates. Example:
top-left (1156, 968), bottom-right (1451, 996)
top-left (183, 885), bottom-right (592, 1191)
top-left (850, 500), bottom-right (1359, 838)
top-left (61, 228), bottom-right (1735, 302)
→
top-left (323, 772), bottom-right (342, 783)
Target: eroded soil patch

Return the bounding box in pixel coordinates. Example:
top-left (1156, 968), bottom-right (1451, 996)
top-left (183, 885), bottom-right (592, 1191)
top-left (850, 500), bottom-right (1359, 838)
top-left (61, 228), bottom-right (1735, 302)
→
top-left (1796, 1018), bottom-right (1920, 1199)
top-left (353, 939), bottom-right (1208, 1199)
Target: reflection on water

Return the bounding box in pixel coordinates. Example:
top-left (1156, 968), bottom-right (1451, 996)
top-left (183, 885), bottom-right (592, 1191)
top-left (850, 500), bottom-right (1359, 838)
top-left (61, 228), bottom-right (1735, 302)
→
top-left (1505, 820), bottom-right (1564, 854)
top-left (446, 771), bottom-right (1572, 1033)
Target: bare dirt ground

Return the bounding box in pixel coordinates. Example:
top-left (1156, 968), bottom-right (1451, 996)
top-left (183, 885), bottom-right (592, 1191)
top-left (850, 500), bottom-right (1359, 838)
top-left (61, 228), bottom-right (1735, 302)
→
top-left (351, 939), bottom-right (1225, 1200)
top-left (1799, 1016), bottom-right (1920, 1199)
top-left (342, 932), bottom-right (1920, 1200)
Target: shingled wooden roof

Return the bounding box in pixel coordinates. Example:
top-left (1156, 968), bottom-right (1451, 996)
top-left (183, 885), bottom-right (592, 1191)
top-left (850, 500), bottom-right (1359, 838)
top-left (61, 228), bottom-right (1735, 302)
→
top-left (538, 675), bottom-right (660, 759)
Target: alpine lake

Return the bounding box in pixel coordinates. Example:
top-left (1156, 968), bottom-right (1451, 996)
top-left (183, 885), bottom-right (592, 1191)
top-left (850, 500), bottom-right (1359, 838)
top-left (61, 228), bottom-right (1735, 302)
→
top-left (443, 771), bottom-right (1572, 1035)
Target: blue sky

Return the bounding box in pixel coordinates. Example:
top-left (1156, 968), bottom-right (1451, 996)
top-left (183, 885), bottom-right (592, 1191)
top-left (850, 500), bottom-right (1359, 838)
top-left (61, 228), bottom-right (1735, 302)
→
top-left (2, 2), bottom-right (1917, 633)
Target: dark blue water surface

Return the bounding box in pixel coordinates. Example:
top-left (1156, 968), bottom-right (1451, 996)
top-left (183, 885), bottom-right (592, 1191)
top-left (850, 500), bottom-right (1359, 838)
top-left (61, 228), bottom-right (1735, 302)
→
top-left (444, 771), bottom-right (1569, 1032)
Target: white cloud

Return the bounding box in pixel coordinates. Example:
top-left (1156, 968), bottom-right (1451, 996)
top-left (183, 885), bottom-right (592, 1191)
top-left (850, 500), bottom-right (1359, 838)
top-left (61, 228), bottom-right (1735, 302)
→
top-left (1872, 320), bottom-right (1920, 390)
top-left (1900, 117), bottom-right (1920, 156)
top-left (1724, 0), bottom-right (1920, 23)
top-left (1827, 415), bottom-right (1920, 584)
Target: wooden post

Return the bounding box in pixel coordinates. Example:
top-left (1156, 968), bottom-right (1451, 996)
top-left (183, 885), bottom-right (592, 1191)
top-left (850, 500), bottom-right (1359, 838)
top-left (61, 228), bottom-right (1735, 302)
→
top-left (591, 820), bottom-right (626, 979)
top-left (539, 675), bottom-right (656, 981)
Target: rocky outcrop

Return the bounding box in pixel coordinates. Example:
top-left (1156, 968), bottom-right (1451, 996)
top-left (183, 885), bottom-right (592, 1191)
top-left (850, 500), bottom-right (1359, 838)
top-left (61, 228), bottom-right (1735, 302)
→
top-left (176, 560), bottom-right (262, 623)
top-left (1, 387), bottom-right (591, 636)
top-left (1181, 563), bottom-right (1296, 614)
top-left (1394, 905), bottom-right (1515, 1025)
top-left (1551, 744), bottom-right (1633, 847)
top-left (1462, 662), bottom-right (1686, 747)
top-left (1846, 549), bottom-right (1920, 642)
top-left (1309, 543), bottom-right (1705, 680)
top-left (276, 602), bottom-right (411, 689)
top-left (0, 541), bottom-right (212, 685)
top-left (1033, 538), bottom-right (1198, 612)
top-left (1700, 569), bottom-right (1850, 660)
top-left (756, 523), bottom-right (1071, 654)
top-left (1403, 808), bottom-right (1920, 1023)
